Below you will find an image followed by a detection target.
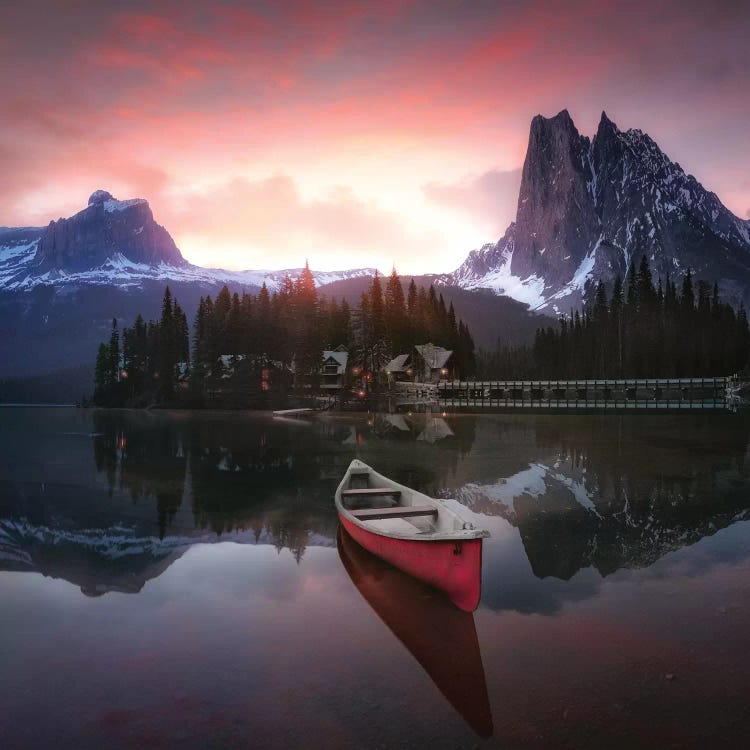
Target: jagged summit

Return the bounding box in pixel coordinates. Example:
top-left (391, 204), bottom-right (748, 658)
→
top-left (0, 193), bottom-right (376, 294)
top-left (444, 110), bottom-right (750, 311)
top-left (28, 191), bottom-right (184, 273)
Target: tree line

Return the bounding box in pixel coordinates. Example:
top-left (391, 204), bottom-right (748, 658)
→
top-left (94, 288), bottom-right (189, 405)
top-left (93, 265), bottom-right (476, 406)
top-left (478, 256), bottom-right (749, 379)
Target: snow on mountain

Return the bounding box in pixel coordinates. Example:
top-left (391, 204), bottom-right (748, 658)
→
top-left (0, 243), bottom-right (374, 293)
top-left (0, 516), bottom-right (334, 595)
top-left (0, 192), bottom-right (375, 293)
top-left (443, 111), bottom-right (750, 311)
top-left (447, 461), bottom-right (598, 519)
top-left (449, 235), bottom-right (548, 308)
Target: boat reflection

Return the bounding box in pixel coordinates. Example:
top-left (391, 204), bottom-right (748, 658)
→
top-left (337, 527), bottom-right (493, 738)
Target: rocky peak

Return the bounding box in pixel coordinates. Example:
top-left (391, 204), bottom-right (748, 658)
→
top-left (33, 191), bottom-right (185, 272)
top-left (512, 109), bottom-right (598, 281)
top-left (88, 190), bottom-right (114, 205)
top-left (595, 110), bottom-right (618, 140)
top-left (445, 109), bottom-right (750, 312)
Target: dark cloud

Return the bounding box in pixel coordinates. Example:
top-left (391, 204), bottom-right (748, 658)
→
top-left (423, 168), bottom-right (521, 235)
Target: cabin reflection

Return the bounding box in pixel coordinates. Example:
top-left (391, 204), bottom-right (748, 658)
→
top-left (337, 527), bottom-right (493, 738)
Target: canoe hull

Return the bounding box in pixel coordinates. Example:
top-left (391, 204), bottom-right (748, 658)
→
top-left (339, 514), bottom-right (483, 612)
top-left (337, 528), bottom-right (493, 737)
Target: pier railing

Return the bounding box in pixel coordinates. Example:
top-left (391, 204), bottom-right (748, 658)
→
top-left (392, 376), bottom-right (739, 410)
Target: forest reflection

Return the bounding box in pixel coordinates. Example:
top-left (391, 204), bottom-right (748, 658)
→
top-left (3, 409), bottom-right (750, 601)
top-left (89, 410), bottom-right (750, 579)
top-left (91, 410), bottom-right (477, 546)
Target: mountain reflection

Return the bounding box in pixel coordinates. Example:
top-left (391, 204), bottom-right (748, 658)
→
top-left (445, 414), bottom-right (750, 579)
top-left (2, 409), bottom-right (750, 603)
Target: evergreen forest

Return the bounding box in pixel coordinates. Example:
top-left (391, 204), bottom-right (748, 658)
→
top-left (477, 257), bottom-right (749, 380)
top-left (93, 266), bottom-right (476, 406)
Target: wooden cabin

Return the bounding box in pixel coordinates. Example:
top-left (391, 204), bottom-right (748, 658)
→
top-left (320, 347), bottom-right (349, 392)
top-left (413, 344), bottom-right (455, 383)
top-left (386, 344), bottom-right (455, 383)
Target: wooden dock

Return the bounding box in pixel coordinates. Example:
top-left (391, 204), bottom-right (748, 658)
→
top-left (393, 377), bottom-right (738, 411)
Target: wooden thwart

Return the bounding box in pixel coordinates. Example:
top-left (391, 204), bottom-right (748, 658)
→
top-left (341, 488), bottom-right (401, 497)
top-left (350, 504), bottom-right (438, 521)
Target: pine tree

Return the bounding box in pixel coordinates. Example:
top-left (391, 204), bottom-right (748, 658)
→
top-left (108, 318), bottom-right (120, 386)
top-left (94, 343), bottom-right (111, 404)
top-left (384, 268), bottom-right (407, 353)
top-left (159, 287), bottom-right (175, 399)
top-left (370, 272), bottom-right (385, 343)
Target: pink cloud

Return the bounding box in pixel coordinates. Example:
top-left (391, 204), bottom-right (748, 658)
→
top-left (0, 0), bottom-right (748, 269)
top-left (423, 169), bottom-right (522, 236)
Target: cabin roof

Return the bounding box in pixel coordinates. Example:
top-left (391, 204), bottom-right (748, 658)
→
top-left (322, 350), bottom-right (348, 374)
top-left (385, 354), bottom-right (410, 373)
top-left (414, 344), bottom-right (452, 369)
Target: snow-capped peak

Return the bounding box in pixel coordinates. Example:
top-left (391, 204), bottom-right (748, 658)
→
top-left (442, 109), bottom-right (750, 311)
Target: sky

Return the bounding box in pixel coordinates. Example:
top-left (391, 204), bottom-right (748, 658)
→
top-left (1, 0), bottom-right (748, 274)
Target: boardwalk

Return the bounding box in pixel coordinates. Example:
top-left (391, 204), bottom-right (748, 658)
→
top-left (392, 377), bottom-right (739, 411)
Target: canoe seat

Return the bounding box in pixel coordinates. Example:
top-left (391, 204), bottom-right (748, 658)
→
top-left (350, 504), bottom-right (437, 521)
top-left (342, 488), bottom-right (401, 498)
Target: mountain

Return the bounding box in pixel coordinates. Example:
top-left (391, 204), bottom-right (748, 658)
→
top-left (0, 190), bottom-right (374, 293)
top-left (0, 191), bottom-right (376, 384)
top-left (0, 190), bottom-right (549, 393)
top-left (444, 110), bottom-right (750, 313)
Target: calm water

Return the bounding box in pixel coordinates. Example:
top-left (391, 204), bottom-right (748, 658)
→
top-left (1, 408), bottom-right (749, 749)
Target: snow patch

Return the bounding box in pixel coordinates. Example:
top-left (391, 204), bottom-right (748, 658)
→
top-left (103, 198), bottom-right (147, 213)
top-left (458, 245), bottom-right (547, 308)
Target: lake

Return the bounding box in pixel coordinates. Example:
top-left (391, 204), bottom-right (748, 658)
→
top-left (1, 407), bottom-right (749, 749)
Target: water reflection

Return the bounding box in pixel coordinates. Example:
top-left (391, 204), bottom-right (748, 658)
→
top-left (2, 409), bottom-right (750, 607)
top-left (442, 415), bottom-right (750, 580)
top-left (338, 527), bottom-right (493, 738)
top-left (2, 408), bottom-right (750, 749)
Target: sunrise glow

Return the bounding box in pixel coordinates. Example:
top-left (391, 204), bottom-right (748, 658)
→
top-left (2, 1), bottom-right (748, 273)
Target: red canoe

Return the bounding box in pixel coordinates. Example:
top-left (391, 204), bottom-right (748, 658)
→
top-left (334, 459), bottom-right (489, 612)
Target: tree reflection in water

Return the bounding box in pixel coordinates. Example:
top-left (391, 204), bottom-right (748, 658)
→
top-left (3, 409), bottom-right (750, 604)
